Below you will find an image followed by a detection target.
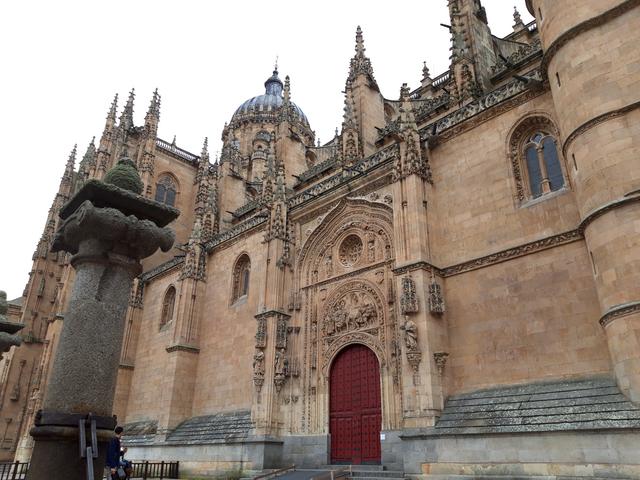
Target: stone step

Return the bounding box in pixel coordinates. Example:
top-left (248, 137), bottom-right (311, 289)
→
top-left (420, 476), bottom-right (616, 480)
top-left (351, 471), bottom-right (404, 477)
top-left (348, 476), bottom-right (404, 480)
top-left (315, 465), bottom-right (385, 472)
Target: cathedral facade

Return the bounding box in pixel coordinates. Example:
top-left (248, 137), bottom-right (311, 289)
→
top-left (2, 0), bottom-right (640, 477)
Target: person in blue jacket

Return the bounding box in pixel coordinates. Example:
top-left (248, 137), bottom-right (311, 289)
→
top-left (106, 426), bottom-right (124, 479)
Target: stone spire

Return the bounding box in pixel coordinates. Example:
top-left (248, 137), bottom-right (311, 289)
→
top-left (393, 83), bottom-right (431, 183)
top-left (120, 88), bottom-right (135, 132)
top-left (348, 26), bottom-right (378, 90)
top-left (137, 89), bottom-right (161, 196)
top-left (107, 93), bottom-right (118, 125)
top-left (95, 94), bottom-right (118, 178)
top-left (447, 0), bottom-right (495, 98)
top-left (35, 146), bottom-right (77, 259)
top-left (340, 80), bottom-right (361, 165)
top-left (144, 88), bottom-right (161, 135)
top-left (78, 137), bottom-right (96, 182)
top-left (194, 137), bottom-right (218, 241)
top-left (59, 145), bottom-right (77, 193)
top-left (283, 75), bottom-right (291, 104)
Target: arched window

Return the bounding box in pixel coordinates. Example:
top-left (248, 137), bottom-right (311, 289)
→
top-left (232, 254), bottom-right (251, 303)
top-left (509, 116), bottom-right (565, 202)
top-left (155, 174), bottom-right (178, 207)
top-left (160, 286), bottom-right (176, 329)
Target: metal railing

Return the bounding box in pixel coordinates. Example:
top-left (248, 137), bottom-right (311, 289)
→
top-left (253, 464), bottom-right (296, 480)
top-left (310, 466), bottom-right (351, 480)
top-left (0, 462), bottom-right (28, 480)
top-left (130, 461), bottom-right (179, 479)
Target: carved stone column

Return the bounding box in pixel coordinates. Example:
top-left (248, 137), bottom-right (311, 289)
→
top-left (26, 165), bottom-right (177, 480)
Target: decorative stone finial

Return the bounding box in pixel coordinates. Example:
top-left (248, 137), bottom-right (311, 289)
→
top-left (284, 75), bottom-right (291, 103)
top-left (103, 156), bottom-right (144, 194)
top-left (422, 61), bottom-right (430, 79)
top-left (400, 83), bottom-right (410, 101)
top-left (513, 6), bottom-right (524, 29)
top-left (355, 25), bottom-right (365, 56)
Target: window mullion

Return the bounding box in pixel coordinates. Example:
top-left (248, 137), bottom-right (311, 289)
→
top-left (536, 144), bottom-right (551, 194)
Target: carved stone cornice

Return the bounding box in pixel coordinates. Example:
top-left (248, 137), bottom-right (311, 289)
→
top-left (165, 344), bottom-right (200, 354)
top-left (288, 144), bottom-right (399, 211)
top-left (442, 229), bottom-right (582, 277)
top-left (578, 193), bottom-right (640, 235)
top-left (599, 301), bottom-right (640, 328)
top-left (392, 261), bottom-right (441, 277)
top-left (254, 309), bottom-right (291, 321)
top-left (540, 0), bottom-right (640, 80)
top-left (139, 256), bottom-right (184, 283)
top-left (420, 70), bottom-right (546, 145)
top-left (302, 260), bottom-right (393, 290)
top-left (205, 215), bottom-right (268, 253)
top-left (562, 100), bottom-right (640, 158)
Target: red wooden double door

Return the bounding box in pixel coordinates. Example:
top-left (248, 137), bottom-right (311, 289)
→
top-left (329, 344), bottom-right (381, 464)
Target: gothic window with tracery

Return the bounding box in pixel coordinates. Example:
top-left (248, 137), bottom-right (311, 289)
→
top-left (155, 174), bottom-right (178, 207)
top-left (160, 286), bottom-right (176, 329)
top-left (509, 116), bottom-right (565, 202)
top-left (232, 254), bottom-right (251, 303)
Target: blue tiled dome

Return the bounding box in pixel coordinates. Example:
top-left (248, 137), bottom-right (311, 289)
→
top-left (232, 70), bottom-right (310, 128)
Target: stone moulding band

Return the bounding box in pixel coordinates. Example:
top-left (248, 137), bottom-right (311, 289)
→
top-left (391, 230), bottom-right (583, 278)
top-left (540, 0), bottom-right (640, 79)
top-left (599, 301), bottom-right (640, 328)
top-left (562, 100), bottom-right (640, 158)
top-left (578, 193), bottom-right (640, 234)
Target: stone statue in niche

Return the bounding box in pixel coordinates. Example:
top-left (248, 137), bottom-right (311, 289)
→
top-left (275, 348), bottom-right (288, 377)
top-left (325, 253), bottom-right (333, 277)
top-left (401, 318), bottom-right (422, 375)
top-left (367, 232), bottom-right (376, 262)
top-left (402, 318), bottom-right (418, 351)
top-left (274, 348), bottom-right (288, 392)
top-left (253, 350), bottom-right (265, 390)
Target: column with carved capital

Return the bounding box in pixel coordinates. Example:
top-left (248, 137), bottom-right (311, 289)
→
top-left (26, 159), bottom-right (177, 480)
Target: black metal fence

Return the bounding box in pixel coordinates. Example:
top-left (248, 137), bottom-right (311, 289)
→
top-left (0, 462), bottom-right (29, 480)
top-left (0, 460), bottom-right (179, 480)
top-left (130, 461), bottom-right (179, 479)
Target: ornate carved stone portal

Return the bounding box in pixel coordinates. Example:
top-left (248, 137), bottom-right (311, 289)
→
top-left (297, 198), bottom-right (403, 432)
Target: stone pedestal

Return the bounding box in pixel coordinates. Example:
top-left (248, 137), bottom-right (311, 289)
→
top-left (26, 176), bottom-right (178, 480)
top-left (0, 290), bottom-right (24, 359)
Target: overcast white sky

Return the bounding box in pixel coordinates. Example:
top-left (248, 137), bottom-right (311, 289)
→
top-left (0, 1), bottom-right (533, 300)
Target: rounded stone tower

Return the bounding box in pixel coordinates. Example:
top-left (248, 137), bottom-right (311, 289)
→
top-left (527, 0), bottom-right (640, 401)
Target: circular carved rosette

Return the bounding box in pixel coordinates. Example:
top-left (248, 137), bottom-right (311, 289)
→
top-left (338, 234), bottom-right (364, 267)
